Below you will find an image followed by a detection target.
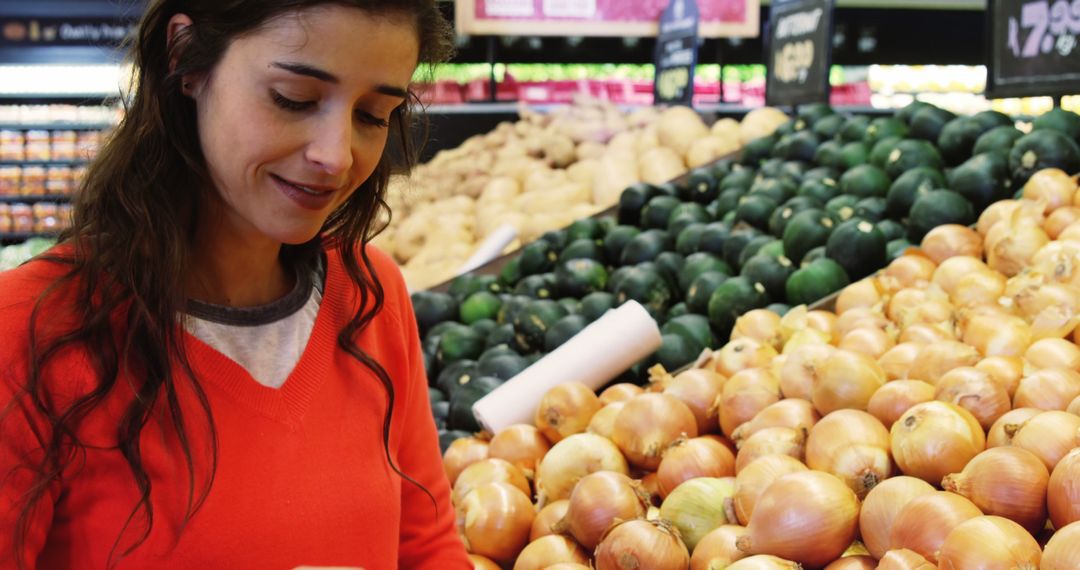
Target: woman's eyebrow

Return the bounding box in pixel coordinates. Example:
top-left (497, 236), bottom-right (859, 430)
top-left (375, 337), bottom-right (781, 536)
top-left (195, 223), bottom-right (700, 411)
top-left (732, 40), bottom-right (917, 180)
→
top-left (270, 60), bottom-right (409, 99)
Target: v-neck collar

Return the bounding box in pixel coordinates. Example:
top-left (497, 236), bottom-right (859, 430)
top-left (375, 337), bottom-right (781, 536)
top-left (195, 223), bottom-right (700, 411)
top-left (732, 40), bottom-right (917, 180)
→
top-left (180, 247), bottom-right (354, 428)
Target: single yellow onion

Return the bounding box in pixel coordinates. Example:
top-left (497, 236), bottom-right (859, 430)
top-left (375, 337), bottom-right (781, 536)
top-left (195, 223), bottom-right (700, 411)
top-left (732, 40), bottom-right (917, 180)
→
top-left (1013, 368), bottom-right (1080, 411)
top-left (594, 519), bottom-right (690, 570)
top-left (535, 381), bottom-right (602, 443)
top-left (977, 199), bottom-right (1021, 236)
top-left (712, 338), bottom-right (779, 378)
top-left (838, 326), bottom-right (895, 359)
top-left (813, 349), bottom-right (886, 414)
top-left (586, 401), bottom-right (625, 440)
top-left (883, 254), bottom-right (937, 289)
top-left (835, 278), bottom-right (887, 315)
top-left (906, 341), bottom-right (981, 386)
top-left (725, 555), bottom-right (802, 570)
top-left (487, 424), bottom-right (551, 478)
top-left (599, 383), bottom-right (644, 405)
top-left (921, 224), bottom-right (983, 265)
top-left (456, 482), bottom-right (535, 562)
top-left (529, 499), bottom-right (568, 541)
top-left (1049, 448), bottom-right (1080, 529)
top-left (877, 343), bottom-right (922, 381)
top-left (452, 458), bottom-right (531, 505)
top-left (719, 368), bottom-right (781, 438)
top-left (932, 256), bottom-right (989, 297)
top-left (664, 368), bottom-right (726, 435)
top-left (890, 401), bottom-right (985, 486)
top-left (867, 379), bottom-right (936, 429)
top-left (556, 470), bottom-right (648, 550)
top-left (732, 309), bottom-right (783, 350)
top-left (659, 476), bottom-right (738, 551)
top-left (975, 355), bottom-right (1025, 398)
top-left (535, 433), bottom-right (629, 506)
top-left (823, 556), bottom-right (876, 570)
top-left (1025, 338), bottom-right (1080, 370)
top-left (612, 393), bottom-right (698, 470)
top-left (731, 398), bottom-right (820, 444)
top-left (1010, 410), bottom-right (1080, 471)
top-left (1023, 167), bottom-right (1078, 214)
top-left (886, 288), bottom-right (928, 325)
top-left (734, 426), bottom-right (806, 473)
top-left (656, 436), bottom-right (736, 498)
top-left (443, 436), bottom-right (489, 487)
top-left (985, 407), bottom-right (1042, 448)
top-left (941, 446), bottom-right (1050, 534)
top-left (934, 366), bottom-right (1011, 430)
top-left (1042, 521), bottom-right (1080, 570)
top-left (805, 409), bottom-right (892, 498)
top-left (859, 476), bottom-right (936, 559)
top-left (888, 491), bottom-right (983, 563)
top-left (875, 548), bottom-right (935, 570)
top-left (962, 313), bottom-right (1032, 357)
top-left (735, 471), bottom-right (859, 568)
top-left (733, 454), bottom-right (808, 526)
top-left (937, 516), bottom-right (1042, 570)
top-left (690, 525), bottom-right (749, 570)
top-left (951, 269), bottom-right (1007, 308)
top-left (987, 219), bottom-right (1051, 277)
top-left (511, 534), bottom-right (589, 570)
top-left (778, 344), bottom-right (834, 401)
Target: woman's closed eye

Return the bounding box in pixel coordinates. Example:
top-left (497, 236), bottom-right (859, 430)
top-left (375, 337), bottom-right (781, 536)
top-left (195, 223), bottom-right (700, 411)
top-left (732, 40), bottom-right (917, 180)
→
top-left (270, 89), bottom-right (390, 128)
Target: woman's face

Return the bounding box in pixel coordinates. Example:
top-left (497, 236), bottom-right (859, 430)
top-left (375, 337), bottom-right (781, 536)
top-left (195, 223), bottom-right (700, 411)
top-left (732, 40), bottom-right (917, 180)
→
top-left (187, 5), bottom-right (419, 246)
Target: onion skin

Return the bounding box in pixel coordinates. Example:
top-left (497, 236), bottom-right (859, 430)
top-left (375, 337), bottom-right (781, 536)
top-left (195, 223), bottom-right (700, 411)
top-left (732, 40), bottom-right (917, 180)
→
top-left (921, 224), bottom-right (984, 265)
top-left (725, 554), bottom-right (802, 570)
top-left (731, 398), bottom-right (820, 445)
top-left (443, 436), bottom-right (490, 487)
top-left (838, 326), bottom-right (895, 359)
top-left (859, 476), bottom-right (936, 559)
top-left (732, 309), bottom-right (783, 349)
top-left (587, 401), bottom-right (625, 440)
top-left (456, 482), bottom-right (535, 562)
top-left (813, 349), bottom-right (886, 414)
top-left (613, 393), bottom-right (699, 470)
top-left (734, 426), bottom-right (807, 473)
top-left (665, 368), bottom-right (726, 435)
top-left (805, 409), bottom-right (892, 499)
top-left (557, 471), bottom-right (648, 550)
top-left (888, 491), bottom-right (983, 563)
top-left (719, 368), bottom-right (781, 437)
top-left (779, 344), bottom-right (833, 401)
top-left (1068, 394), bottom-right (1080, 416)
top-left (822, 555), bottom-right (875, 570)
top-left (529, 500), bottom-right (568, 541)
top-left (1013, 368), bottom-right (1080, 411)
top-left (934, 366), bottom-right (1011, 430)
top-left (712, 338), bottom-right (779, 378)
top-left (1048, 448), bottom-right (1080, 529)
top-left (986, 407), bottom-right (1041, 448)
top-left (908, 341), bottom-right (981, 386)
top-left (733, 454), bottom-right (808, 526)
top-left (657, 436), bottom-right (736, 498)
top-left (867, 380), bottom-right (935, 429)
top-left (875, 548), bottom-right (936, 570)
top-left (544, 565), bottom-right (591, 570)
top-left (877, 343), bottom-right (922, 381)
top-left (594, 519), bottom-right (690, 570)
top-left (535, 433), bottom-right (629, 506)
top-left (599, 383), bottom-right (645, 405)
top-left (511, 534), bottom-right (590, 570)
top-left (468, 554), bottom-right (501, 570)
top-left (836, 278), bottom-right (887, 315)
top-left (690, 525), bottom-right (749, 570)
top-left (736, 471), bottom-right (859, 567)
top-left (889, 401), bottom-right (985, 486)
top-left (937, 516), bottom-right (1042, 570)
top-left (535, 382), bottom-right (602, 443)
top-left (488, 424), bottom-right (551, 478)
top-left (1010, 410), bottom-right (1080, 471)
top-left (453, 458), bottom-right (531, 505)
top-left (1042, 521), bottom-right (1080, 570)
top-left (975, 356), bottom-right (1025, 398)
top-left (659, 476), bottom-right (738, 551)
top-left (941, 446), bottom-right (1050, 534)
top-left (883, 254), bottom-right (936, 290)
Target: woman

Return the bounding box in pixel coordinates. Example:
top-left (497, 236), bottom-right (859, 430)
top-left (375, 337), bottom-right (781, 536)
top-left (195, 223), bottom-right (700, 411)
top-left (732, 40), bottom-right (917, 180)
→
top-left (0, 0), bottom-right (471, 568)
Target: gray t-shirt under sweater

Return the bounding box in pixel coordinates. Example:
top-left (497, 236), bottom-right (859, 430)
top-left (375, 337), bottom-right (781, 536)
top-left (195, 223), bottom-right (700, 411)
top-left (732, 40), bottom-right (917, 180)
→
top-left (183, 258), bottom-right (325, 389)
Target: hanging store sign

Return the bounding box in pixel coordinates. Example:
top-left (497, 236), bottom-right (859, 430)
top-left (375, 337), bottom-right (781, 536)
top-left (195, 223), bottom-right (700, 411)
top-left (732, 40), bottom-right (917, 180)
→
top-left (0, 18), bottom-right (135, 47)
top-left (986, 0), bottom-right (1080, 98)
top-left (765, 0), bottom-right (834, 107)
top-left (456, 0), bottom-right (759, 38)
top-left (654, 0), bottom-right (700, 106)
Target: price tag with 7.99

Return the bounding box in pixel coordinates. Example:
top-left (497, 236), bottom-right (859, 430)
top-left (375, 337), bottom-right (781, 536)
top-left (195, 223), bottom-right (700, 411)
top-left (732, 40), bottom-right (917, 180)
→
top-left (1008, 0), bottom-right (1080, 59)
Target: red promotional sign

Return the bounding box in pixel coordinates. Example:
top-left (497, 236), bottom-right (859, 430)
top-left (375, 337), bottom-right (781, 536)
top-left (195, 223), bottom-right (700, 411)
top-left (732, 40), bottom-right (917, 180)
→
top-left (456, 0), bottom-right (760, 38)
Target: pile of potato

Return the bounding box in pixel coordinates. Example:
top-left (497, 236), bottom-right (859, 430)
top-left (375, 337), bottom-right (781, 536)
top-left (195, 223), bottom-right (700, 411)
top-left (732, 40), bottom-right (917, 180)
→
top-left (376, 98), bottom-right (789, 291)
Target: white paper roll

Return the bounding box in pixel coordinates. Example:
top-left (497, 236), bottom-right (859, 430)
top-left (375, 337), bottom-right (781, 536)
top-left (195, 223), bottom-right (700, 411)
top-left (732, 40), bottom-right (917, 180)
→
top-left (472, 300), bottom-right (662, 434)
top-left (457, 224), bottom-right (518, 276)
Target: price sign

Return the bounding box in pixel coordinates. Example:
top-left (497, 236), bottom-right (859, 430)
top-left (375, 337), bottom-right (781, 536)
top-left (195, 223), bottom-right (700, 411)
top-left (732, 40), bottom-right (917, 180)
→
top-left (654, 0), bottom-right (700, 106)
top-left (765, 0), bottom-right (834, 107)
top-left (987, 0), bottom-right (1080, 98)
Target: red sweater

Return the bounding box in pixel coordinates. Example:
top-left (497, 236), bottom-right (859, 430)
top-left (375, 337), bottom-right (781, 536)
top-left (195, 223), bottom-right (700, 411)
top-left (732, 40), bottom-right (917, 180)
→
top-left (0, 245), bottom-right (470, 569)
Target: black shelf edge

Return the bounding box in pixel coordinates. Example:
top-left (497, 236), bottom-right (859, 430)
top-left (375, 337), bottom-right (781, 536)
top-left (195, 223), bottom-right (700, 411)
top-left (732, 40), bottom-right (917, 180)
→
top-left (0, 159), bottom-right (91, 167)
top-left (0, 122), bottom-right (115, 131)
top-left (0, 232), bottom-right (58, 241)
top-left (0, 195), bottom-right (71, 204)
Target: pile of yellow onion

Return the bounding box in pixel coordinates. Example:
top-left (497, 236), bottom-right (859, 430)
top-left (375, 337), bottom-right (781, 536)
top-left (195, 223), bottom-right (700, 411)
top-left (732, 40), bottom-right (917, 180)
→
top-left (443, 167), bottom-right (1080, 570)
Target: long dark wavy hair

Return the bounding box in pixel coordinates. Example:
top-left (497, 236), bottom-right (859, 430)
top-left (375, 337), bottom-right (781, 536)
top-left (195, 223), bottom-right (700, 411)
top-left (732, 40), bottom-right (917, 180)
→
top-left (7, 1), bottom-right (453, 567)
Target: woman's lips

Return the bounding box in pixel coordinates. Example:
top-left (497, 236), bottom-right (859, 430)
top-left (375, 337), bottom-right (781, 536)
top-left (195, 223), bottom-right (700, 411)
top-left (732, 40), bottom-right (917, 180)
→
top-left (271, 174), bottom-right (337, 211)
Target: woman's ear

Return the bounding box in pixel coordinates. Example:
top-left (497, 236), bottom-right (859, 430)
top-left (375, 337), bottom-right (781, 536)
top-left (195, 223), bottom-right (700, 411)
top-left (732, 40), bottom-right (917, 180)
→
top-left (167, 13), bottom-right (195, 94)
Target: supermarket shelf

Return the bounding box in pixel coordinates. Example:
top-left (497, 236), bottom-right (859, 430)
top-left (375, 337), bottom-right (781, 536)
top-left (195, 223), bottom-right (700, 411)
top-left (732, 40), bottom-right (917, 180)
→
top-left (0, 232), bottom-right (58, 242)
top-left (0, 159), bottom-right (90, 167)
top-left (0, 195), bottom-right (71, 204)
top-left (0, 122), bottom-right (114, 131)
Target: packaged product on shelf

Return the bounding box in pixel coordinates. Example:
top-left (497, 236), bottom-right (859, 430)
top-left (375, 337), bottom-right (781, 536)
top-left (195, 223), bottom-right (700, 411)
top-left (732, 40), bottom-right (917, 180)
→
top-left (20, 166), bottom-right (45, 195)
top-left (51, 130), bottom-right (78, 161)
top-left (24, 130), bottom-right (51, 162)
top-left (0, 130), bottom-right (24, 161)
top-left (32, 202), bottom-right (60, 233)
top-left (46, 166), bottom-right (72, 196)
top-left (10, 203), bottom-right (32, 233)
top-left (72, 165), bottom-right (88, 189)
top-left (0, 204), bottom-right (11, 233)
top-left (0, 166), bottom-right (20, 196)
